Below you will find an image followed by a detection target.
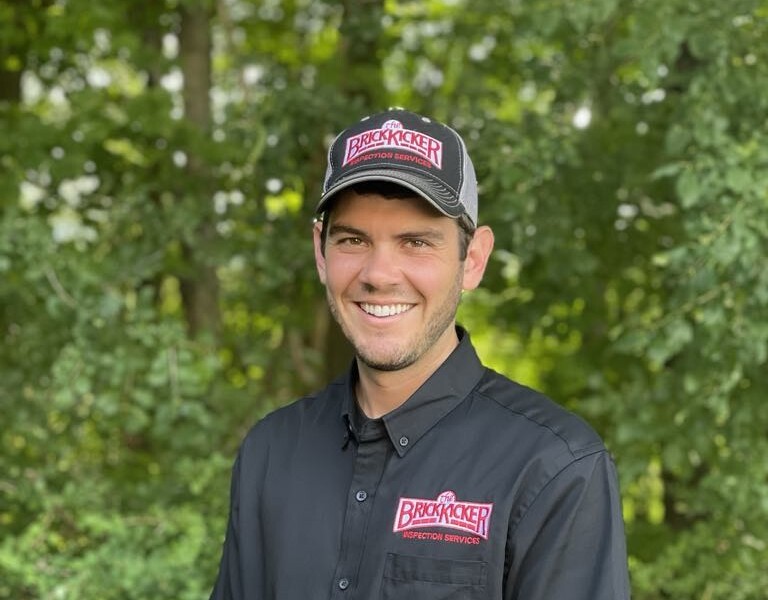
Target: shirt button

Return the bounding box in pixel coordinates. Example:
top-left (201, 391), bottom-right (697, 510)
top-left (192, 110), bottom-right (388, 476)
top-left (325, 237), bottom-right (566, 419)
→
top-left (399, 436), bottom-right (409, 447)
top-left (355, 490), bottom-right (368, 502)
top-left (338, 578), bottom-right (350, 590)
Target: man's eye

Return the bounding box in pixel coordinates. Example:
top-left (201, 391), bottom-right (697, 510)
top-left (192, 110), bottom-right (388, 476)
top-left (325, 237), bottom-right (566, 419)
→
top-left (405, 239), bottom-right (429, 248)
top-left (339, 237), bottom-right (364, 246)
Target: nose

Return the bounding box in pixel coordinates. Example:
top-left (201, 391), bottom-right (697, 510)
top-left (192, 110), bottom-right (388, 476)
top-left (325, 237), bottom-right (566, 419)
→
top-left (359, 245), bottom-right (400, 290)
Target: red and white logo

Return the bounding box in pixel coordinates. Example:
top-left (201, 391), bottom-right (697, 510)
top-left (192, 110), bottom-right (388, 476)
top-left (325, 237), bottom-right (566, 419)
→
top-left (393, 490), bottom-right (493, 539)
top-left (343, 119), bottom-right (443, 168)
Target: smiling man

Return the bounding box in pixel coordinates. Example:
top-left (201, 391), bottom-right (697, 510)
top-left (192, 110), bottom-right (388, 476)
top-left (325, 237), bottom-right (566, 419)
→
top-left (315, 186), bottom-right (492, 418)
top-left (209, 109), bottom-right (631, 600)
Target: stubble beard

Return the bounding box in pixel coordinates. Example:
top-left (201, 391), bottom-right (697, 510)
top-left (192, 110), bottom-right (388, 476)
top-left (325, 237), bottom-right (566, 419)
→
top-left (326, 272), bottom-right (464, 372)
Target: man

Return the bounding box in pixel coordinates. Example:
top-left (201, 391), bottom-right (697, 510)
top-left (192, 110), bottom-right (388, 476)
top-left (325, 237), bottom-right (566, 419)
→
top-left (209, 108), bottom-right (631, 599)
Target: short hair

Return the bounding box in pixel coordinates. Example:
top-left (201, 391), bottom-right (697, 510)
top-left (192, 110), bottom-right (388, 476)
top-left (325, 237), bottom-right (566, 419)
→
top-left (318, 181), bottom-right (475, 260)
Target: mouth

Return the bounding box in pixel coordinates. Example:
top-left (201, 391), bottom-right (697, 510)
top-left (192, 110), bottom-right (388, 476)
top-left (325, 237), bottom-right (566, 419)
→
top-left (358, 302), bottom-right (414, 318)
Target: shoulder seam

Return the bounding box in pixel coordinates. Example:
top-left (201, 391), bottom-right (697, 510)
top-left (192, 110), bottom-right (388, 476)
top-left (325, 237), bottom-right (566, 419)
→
top-left (509, 449), bottom-right (610, 539)
top-left (473, 387), bottom-right (604, 458)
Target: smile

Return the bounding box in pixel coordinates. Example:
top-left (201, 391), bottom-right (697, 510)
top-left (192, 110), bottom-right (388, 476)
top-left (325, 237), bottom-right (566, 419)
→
top-left (359, 303), bottom-right (414, 318)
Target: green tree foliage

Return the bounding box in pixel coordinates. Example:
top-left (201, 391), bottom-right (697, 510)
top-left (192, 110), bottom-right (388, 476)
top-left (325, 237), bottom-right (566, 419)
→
top-left (1, 0), bottom-right (766, 598)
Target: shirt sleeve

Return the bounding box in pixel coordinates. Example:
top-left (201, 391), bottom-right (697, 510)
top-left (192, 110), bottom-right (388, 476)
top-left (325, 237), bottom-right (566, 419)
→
top-left (209, 452), bottom-right (245, 600)
top-left (504, 450), bottom-right (631, 600)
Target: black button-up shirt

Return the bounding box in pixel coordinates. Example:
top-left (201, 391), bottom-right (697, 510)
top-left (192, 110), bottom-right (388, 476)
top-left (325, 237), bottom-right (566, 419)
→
top-left (210, 329), bottom-right (630, 599)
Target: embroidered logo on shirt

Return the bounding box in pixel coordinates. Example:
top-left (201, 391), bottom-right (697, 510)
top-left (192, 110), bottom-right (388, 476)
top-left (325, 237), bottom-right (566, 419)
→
top-left (393, 490), bottom-right (493, 540)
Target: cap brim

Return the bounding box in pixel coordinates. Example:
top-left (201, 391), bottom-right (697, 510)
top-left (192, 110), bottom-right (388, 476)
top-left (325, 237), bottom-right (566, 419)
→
top-left (317, 169), bottom-right (465, 220)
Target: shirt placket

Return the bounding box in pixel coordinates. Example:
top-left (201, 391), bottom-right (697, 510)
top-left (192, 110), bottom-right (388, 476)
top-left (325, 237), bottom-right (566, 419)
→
top-left (329, 422), bottom-right (390, 599)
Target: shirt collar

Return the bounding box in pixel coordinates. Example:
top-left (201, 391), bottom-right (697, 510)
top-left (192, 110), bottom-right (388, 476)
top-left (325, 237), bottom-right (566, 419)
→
top-left (340, 327), bottom-right (485, 456)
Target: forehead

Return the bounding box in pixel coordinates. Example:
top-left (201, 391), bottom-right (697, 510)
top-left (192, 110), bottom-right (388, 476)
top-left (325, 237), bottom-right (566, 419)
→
top-left (327, 189), bottom-right (449, 225)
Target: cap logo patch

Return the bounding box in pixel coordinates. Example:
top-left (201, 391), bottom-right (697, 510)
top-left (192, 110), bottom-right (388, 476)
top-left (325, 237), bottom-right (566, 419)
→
top-left (393, 490), bottom-right (493, 539)
top-left (343, 119), bottom-right (443, 169)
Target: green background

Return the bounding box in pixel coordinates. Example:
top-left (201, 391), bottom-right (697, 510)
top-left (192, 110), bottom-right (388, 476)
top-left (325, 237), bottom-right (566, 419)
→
top-left (1, 0), bottom-right (767, 598)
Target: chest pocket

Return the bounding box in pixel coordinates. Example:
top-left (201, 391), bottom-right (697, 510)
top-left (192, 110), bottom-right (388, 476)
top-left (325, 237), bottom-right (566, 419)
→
top-left (380, 553), bottom-right (487, 600)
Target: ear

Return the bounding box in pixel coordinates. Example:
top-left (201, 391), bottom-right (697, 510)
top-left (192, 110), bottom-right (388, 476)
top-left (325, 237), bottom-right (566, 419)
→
top-left (462, 225), bottom-right (494, 291)
top-left (313, 220), bottom-right (327, 285)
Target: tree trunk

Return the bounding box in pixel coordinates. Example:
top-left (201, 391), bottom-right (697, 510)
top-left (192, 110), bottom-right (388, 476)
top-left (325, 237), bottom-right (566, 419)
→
top-left (178, 3), bottom-right (221, 339)
top-left (0, 69), bottom-right (22, 102)
top-left (0, 2), bottom-right (37, 103)
top-left (339, 0), bottom-right (386, 100)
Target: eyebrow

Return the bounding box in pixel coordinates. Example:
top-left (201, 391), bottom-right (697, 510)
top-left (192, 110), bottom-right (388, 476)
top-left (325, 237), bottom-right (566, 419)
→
top-left (396, 228), bottom-right (446, 242)
top-left (328, 223), bottom-right (446, 242)
top-left (327, 224), bottom-right (367, 238)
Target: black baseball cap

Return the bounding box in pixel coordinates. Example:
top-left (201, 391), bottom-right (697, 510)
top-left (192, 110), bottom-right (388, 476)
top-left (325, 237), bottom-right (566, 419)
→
top-left (317, 108), bottom-right (478, 227)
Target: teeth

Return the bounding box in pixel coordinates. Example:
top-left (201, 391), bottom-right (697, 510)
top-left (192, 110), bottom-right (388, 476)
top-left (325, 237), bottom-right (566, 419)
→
top-left (360, 303), bottom-right (412, 317)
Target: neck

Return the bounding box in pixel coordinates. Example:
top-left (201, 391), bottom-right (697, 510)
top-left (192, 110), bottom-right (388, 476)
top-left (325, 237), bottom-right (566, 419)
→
top-left (355, 327), bottom-right (459, 419)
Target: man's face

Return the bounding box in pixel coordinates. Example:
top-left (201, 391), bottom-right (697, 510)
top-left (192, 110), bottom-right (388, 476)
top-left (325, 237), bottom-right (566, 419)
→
top-left (313, 190), bottom-right (469, 372)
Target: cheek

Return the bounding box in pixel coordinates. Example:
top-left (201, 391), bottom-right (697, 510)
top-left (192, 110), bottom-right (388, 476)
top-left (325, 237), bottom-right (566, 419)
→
top-left (323, 254), bottom-right (363, 290)
top-left (406, 261), bottom-right (461, 295)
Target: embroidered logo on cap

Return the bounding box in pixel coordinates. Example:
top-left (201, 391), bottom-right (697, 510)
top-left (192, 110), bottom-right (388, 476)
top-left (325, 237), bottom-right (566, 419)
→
top-left (343, 119), bottom-right (443, 169)
top-left (393, 490), bottom-right (493, 539)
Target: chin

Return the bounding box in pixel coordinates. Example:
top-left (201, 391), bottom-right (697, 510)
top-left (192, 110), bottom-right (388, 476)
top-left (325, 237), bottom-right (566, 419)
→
top-left (355, 344), bottom-right (415, 372)
top-left (359, 355), bottom-right (415, 372)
